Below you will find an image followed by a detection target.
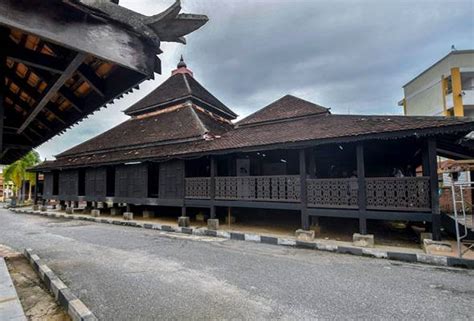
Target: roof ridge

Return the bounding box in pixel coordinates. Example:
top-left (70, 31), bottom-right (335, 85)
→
top-left (189, 105), bottom-right (208, 136)
top-left (182, 73), bottom-right (192, 94)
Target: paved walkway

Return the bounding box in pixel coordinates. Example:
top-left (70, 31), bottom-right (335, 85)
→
top-left (1, 209), bottom-right (473, 320)
top-left (0, 257), bottom-right (26, 321)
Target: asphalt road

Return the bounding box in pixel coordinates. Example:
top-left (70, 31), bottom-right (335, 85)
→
top-left (0, 209), bottom-right (473, 320)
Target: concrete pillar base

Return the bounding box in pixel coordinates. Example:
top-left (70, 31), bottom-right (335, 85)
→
top-left (40, 206), bottom-right (47, 212)
top-left (352, 233), bottom-right (374, 248)
top-left (207, 219), bottom-right (219, 230)
top-left (295, 229), bottom-right (315, 241)
top-left (91, 209), bottom-right (101, 217)
top-left (110, 208), bottom-right (121, 216)
top-left (32, 205), bottom-right (39, 211)
top-left (123, 212), bottom-right (134, 220)
top-left (65, 207), bottom-right (74, 214)
top-left (423, 239), bottom-right (451, 254)
top-left (143, 210), bottom-right (154, 219)
top-left (420, 232), bottom-right (433, 244)
top-left (178, 216), bottom-right (190, 227)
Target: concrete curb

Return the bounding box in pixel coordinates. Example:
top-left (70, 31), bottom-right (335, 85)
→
top-left (0, 257), bottom-right (27, 321)
top-left (13, 208), bottom-right (474, 270)
top-left (23, 248), bottom-right (97, 321)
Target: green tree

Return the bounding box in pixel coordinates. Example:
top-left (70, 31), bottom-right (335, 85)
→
top-left (3, 150), bottom-right (40, 201)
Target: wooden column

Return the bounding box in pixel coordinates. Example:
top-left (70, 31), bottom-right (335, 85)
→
top-left (299, 149), bottom-right (309, 230)
top-left (0, 28), bottom-right (8, 159)
top-left (210, 156), bottom-right (216, 219)
top-left (308, 148), bottom-right (316, 178)
top-left (33, 172), bottom-right (39, 205)
top-left (423, 138), bottom-right (441, 240)
top-left (181, 206), bottom-right (186, 217)
top-left (356, 144), bottom-right (367, 234)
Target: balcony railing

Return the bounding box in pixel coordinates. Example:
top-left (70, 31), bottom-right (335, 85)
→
top-left (366, 177), bottom-right (431, 211)
top-left (185, 177), bottom-right (210, 199)
top-left (307, 178), bottom-right (358, 209)
top-left (185, 176), bottom-right (431, 212)
top-left (215, 175), bottom-right (301, 202)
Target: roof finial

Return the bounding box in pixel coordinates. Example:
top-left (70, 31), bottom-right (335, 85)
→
top-left (172, 55), bottom-right (193, 77)
top-left (177, 55), bottom-right (187, 68)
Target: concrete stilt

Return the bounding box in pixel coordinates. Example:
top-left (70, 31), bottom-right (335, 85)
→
top-left (123, 212), bottom-right (133, 220)
top-left (207, 219), bottom-right (219, 230)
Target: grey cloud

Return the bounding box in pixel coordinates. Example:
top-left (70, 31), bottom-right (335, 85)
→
top-left (36, 0), bottom-right (474, 159)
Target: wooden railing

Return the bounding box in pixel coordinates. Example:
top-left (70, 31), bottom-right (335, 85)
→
top-left (366, 177), bottom-right (431, 211)
top-left (185, 175), bottom-right (432, 212)
top-left (214, 175), bottom-right (301, 202)
top-left (185, 177), bottom-right (210, 199)
top-left (307, 178), bottom-right (358, 208)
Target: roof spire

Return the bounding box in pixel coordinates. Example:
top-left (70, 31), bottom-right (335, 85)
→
top-left (171, 55), bottom-right (193, 77)
top-left (177, 55), bottom-right (187, 68)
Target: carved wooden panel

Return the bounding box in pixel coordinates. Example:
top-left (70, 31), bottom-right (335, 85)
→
top-left (185, 177), bottom-right (210, 199)
top-left (215, 176), bottom-right (300, 202)
top-left (366, 177), bottom-right (431, 211)
top-left (307, 178), bottom-right (358, 208)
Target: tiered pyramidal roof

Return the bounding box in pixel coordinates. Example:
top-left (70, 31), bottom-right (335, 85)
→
top-left (124, 56), bottom-right (237, 120)
top-left (35, 57), bottom-right (474, 170)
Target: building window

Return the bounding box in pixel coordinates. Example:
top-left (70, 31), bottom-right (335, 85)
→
top-left (106, 167), bottom-right (115, 197)
top-left (78, 169), bottom-right (86, 196)
top-left (52, 171), bottom-right (59, 195)
top-left (147, 163), bottom-right (160, 198)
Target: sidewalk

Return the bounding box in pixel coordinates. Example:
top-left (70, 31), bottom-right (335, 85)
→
top-left (0, 257), bottom-right (26, 321)
top-left (11, 206), bottom-right (474, 269)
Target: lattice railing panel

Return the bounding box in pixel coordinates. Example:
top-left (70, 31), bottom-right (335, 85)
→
top-left (307, 178), bottom-right (358, 208)
top-left (215, 176), bottom-right (300, 202)
top-left (366, 177), bottom-right (431, 211)
top-left (185, 177), bottom-right (210, 199)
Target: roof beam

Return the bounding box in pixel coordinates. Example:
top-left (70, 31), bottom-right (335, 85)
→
top-left (77, 64), bottom-right (106, 97)
top-left (6, 42), bottom-right (69, 74)
top-left (17, 63), bottom-right (85, 112)
top-left (17, 52), bottom-right (87, 134)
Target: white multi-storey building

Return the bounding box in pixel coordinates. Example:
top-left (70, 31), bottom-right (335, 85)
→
top-left (400, 50), bottom-right (474, 117)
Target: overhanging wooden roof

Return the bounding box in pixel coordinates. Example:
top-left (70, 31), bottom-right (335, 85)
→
top-left (0, 0), bottom-right (208, 164)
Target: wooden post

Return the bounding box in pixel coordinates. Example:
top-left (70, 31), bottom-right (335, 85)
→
top-left (33, 172), bottom-right (39, 205)
top-left (424, 138), bottom-right (441, 240)
top-left (210, 156), bottom-right (216, 219)
top-left (0, 28), bottom-right (8, 159)
top-left (299, 149), bottom-right (309, 230)
top-left (308, 148), bottom-right (316, 178)
top-left (356, 144), bottom-right (367, 234)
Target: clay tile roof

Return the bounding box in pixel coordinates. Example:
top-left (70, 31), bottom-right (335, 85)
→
top-left (212, 114), bottom-right (474, 152)
top-left (57, 106), bottom-right (232, 158)
top-left (237, 95), bottom-right (330, 126)
top-left (124, 73), bottom-right (237, 119)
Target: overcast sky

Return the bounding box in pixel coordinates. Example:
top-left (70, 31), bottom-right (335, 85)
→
top-left (36, 0), bottom-right (474, 160)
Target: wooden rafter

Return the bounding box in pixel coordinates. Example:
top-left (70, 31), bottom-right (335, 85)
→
top-left (17, 52), bottom-right (87, 134)
top-left (6, 40), bottom-right (68, 74)
top-left (77, 64), bottom-right (105, 97)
